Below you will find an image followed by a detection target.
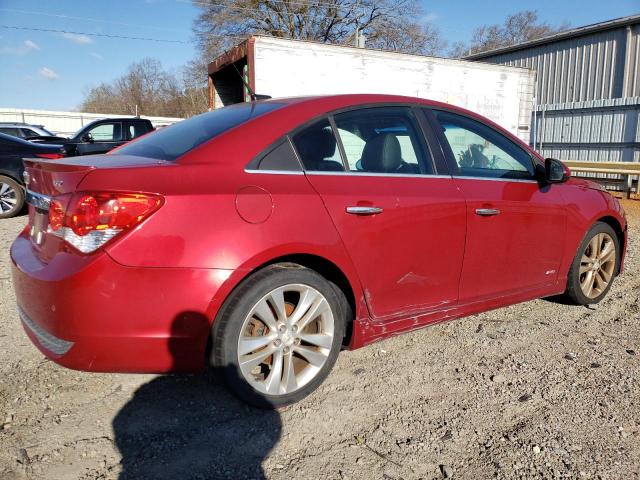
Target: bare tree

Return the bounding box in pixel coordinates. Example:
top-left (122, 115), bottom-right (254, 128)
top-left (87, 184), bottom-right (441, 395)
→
top-left (80, 58), bottom-right (208, 117)
top-left (449, 10), bottom-right (569, 57)
top-left (192, 0), bottom-right (446, 58)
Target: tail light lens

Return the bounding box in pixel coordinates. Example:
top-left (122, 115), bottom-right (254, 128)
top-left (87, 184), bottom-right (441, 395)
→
top-left (47, 191), bottom-right (163, 253)
top-left (35, 153), bottom-right (64, 159)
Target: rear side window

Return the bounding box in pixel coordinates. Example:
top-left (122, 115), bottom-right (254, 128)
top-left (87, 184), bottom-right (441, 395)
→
top-left (291, 119), bottom-right (345, 172)
top-left (115, 102), bottom-right (284, 161)
top-left (128, 122), bottom-right (153, 140)
top-left (333, 107), bottom-right (433, 175)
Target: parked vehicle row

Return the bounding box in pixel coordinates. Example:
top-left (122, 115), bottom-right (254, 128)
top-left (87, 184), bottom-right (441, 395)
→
top-left (0, 117), bottom-right (156, 218)
top-left (11, 94), bottom-right (627, 408)
top-left (0, 133), bottom-right (65, 218)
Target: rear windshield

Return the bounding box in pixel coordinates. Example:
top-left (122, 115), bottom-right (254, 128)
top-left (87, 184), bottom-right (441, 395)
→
top-left (113, 102), bottom-right (284, 161)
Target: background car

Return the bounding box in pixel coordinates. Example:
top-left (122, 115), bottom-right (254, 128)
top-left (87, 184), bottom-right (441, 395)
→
top-left (32, 117), bottom-right (155, 156)
top-left (0, 122), bottom-right (54, 139)
top-left (12, 95), bottom-right (627, 408)
top-left (0, 132), bottom-right (64, 218)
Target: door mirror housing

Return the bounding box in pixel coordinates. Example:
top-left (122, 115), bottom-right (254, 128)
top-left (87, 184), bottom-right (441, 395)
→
top-left (545, 158), bottom-right (570, 183)
top-left (81, 133), bottom-right (94, 143)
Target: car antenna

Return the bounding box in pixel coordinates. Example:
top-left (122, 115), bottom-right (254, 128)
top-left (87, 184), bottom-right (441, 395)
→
top-left (232, 63), bottom-right (271, 102)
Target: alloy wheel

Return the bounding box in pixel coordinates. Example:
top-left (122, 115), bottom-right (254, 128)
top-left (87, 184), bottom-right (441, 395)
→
top-left (0, 181), bottom-right (18, 214)
top-left (579, 232), bottom-right (616, 299)
top-left (237, 284), bottom-right (335, 396)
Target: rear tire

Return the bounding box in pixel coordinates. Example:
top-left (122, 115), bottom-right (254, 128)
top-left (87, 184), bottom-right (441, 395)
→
top-left (564, 222), bottom-right (620, 305)
top-left (211, 263), bottom-right (346, 408)
top-left (0, 175), bottom-right (24, 219)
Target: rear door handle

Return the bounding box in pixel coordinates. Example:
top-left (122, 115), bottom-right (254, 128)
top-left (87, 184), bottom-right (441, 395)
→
top-left (346, 206), bottom-right (383, 215)
top-left (475, 208), bottom-right (501, 216)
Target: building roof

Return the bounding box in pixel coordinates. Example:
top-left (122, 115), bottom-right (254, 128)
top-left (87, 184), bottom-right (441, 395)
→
top-left (464, 13), bottom-right (640, 60)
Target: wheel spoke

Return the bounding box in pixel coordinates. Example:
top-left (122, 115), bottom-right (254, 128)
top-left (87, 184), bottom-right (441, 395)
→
top-left (239, 344), bottom-right (277, 372)
top-left (597, 267), bottom-right (612, 284)
top-left (299, 333), bottom-right (333, 349)
top-left (294, 297), bottom-right (329, 331)
top-left (264, 349), bottom-right (284, 394)
top-left (268, 287), bottom-right (288, 322)
top-left (588, 235), bottom-right (600, 259)
top-left (0, 183), bottom-right (8, 195)
top-left (599, 243), bottom-right (616, 264)
top-left (282, 352), bottom-right (297, 393)
top-left (294, 345), bottom-right (328, 367)
top-left (579, 260), bottom-right (591, 274)
top-left (238, 333), bottom-right (277, 356)
top-left (288, 287), bottom-right (319, 325)
top-left (253, 299), bottom-right (278, 332)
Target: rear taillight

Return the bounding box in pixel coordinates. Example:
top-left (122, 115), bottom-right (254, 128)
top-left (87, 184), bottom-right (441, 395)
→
top-left (35, 153), bottom-right (64, 159)
top-left (47, 191), bottom-right (163, 253)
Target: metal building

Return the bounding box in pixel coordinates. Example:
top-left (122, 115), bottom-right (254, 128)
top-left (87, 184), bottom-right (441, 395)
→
top-left (464, 14), bottom-right (640, 165)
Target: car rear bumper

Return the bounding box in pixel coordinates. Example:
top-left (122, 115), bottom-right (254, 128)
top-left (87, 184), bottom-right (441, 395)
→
top-left (11, 232), bottom-right (234, 373)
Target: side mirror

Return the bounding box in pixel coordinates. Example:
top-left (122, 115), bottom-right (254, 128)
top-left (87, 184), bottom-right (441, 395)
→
top-left (81, 133), bottom-right (94, 143)
top-left (545, 158), bottom-right (570, 184)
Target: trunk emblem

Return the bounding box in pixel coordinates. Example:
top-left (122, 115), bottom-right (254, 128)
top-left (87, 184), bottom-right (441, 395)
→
top-left (53, 179), bottom-right (64, 188)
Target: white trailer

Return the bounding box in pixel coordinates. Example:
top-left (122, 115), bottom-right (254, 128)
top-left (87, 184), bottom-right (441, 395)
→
top-left (207, 36), bottom-right (536, 142)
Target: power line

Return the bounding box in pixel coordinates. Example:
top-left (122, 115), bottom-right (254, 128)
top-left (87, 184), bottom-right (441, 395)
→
top-left (0, 25), bottom-right (194, 43)
top-left (0, 8), bottom-right (188, 33)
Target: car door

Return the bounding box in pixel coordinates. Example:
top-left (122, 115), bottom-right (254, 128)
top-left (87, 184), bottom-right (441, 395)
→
top-left (427, 108), bottom-right (567, 303)
top-left (292, 106), bottom-right (466, 321)
top-left (76, 121), bottom-right (124, 155)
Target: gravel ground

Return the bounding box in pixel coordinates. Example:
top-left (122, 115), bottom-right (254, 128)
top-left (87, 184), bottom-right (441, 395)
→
top-left (0, 201), bottom-right (639, 480)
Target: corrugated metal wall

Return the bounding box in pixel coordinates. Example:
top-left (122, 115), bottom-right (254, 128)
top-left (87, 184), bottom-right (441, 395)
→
top-left (480, 23), bottom-right (640, 104)
top-left (533, 97), bottom-right (640, 162)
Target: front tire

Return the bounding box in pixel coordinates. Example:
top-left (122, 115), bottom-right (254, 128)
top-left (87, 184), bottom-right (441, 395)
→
top-left (0, 175), bottom-right (24, 219)
top-left (211, 264), bottom-right (346, 408)
top-left (565, 222), bottom-right (620, 305)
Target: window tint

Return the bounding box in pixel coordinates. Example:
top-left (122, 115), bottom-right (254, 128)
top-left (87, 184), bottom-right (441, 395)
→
top-left (128, 123), bottom-right (152, 139)
top-left (291, 119), bottom-right (345, 172)
top-left (434, 110), bottom-right (534, 179)
top-left (88, 122), bottom-right (122, 142)
top-left (0, 128), bottom-right (20, 138)
top-left (115, 102), bottom-right (284, 161)
top-left (21, 128), bottom-right (38, 137)
top-left (255, 139), bottom-right (301, 171)
top-left (333, 107), bottom-right (433, 175)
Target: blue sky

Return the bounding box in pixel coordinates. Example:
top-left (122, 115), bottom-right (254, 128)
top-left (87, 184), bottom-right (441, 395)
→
top-left (0, 0), bottom-right (638, 111)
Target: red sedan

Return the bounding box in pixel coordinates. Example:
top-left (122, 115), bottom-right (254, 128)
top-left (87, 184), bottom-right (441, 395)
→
top-left (11, 95), bottom-right (627, 407)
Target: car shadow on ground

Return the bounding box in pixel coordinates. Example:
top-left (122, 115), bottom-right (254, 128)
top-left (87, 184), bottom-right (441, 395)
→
top-left (112, 313), bottom-right (282, 480)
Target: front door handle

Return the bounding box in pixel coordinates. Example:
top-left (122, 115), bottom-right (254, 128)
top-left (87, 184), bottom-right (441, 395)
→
top-left (475, 208), bottom-right (501, 216)
top-left (346, 206), bottom-right (383, 215)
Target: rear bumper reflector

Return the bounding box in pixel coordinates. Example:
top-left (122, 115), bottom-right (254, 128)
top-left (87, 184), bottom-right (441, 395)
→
top-left (18, 306), bottom-right (74, 355)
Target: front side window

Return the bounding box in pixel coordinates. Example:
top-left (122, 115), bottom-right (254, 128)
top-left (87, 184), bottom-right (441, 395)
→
top-left (88, 122), bottom-right (122, 142)
top-left (333, 107), bottom-right (433, 175)
top-left (433, 110), bottom-right (534, 179)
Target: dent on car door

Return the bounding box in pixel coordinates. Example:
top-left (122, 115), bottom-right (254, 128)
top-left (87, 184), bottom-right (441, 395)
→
top-left (428, 108), bottom-right (567, 302)
top-left (293, 106), bottom-right (466, 321)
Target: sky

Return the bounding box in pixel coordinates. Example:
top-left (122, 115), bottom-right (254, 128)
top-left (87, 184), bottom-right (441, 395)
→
top-left (0, 0), bottom-right (638, 111)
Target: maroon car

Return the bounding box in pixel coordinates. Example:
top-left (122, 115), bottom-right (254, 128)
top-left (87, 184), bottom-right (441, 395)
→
top-left (11, 95), bottom-right (627, 407)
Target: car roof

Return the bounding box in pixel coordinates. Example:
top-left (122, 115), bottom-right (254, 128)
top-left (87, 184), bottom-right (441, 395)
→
top-left (0, 131), bottom-right (62, 148)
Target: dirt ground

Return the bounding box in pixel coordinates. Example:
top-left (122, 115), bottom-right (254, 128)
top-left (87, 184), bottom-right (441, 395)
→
top-left (0, 200), bottom-right (638, 480)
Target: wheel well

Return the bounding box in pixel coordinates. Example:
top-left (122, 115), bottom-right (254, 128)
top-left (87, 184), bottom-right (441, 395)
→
top-left (597, 216), bottom-right (625, 245)
top-left (597, 216), bottom-right (625, 271)
top-left (263, 254), bottom-right (356, 342)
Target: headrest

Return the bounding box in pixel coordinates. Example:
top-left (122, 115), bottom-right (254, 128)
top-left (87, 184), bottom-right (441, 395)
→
top-left (296, 127), bottom-right (336, 162)
top-left (361, 134), bottom-right (402, 173)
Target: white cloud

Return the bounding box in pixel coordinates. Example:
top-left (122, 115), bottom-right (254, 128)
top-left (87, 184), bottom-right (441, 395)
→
top-left (1, 39), bottom-right (41, 55)
top-left (39, 67), bottom-right (59, 80)
top-left (90, 52), bottom-right (103, 60)
top-left (62, 32), bottom-right (93, 45)
top-left (24, 40), bottom-right (40, 51)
